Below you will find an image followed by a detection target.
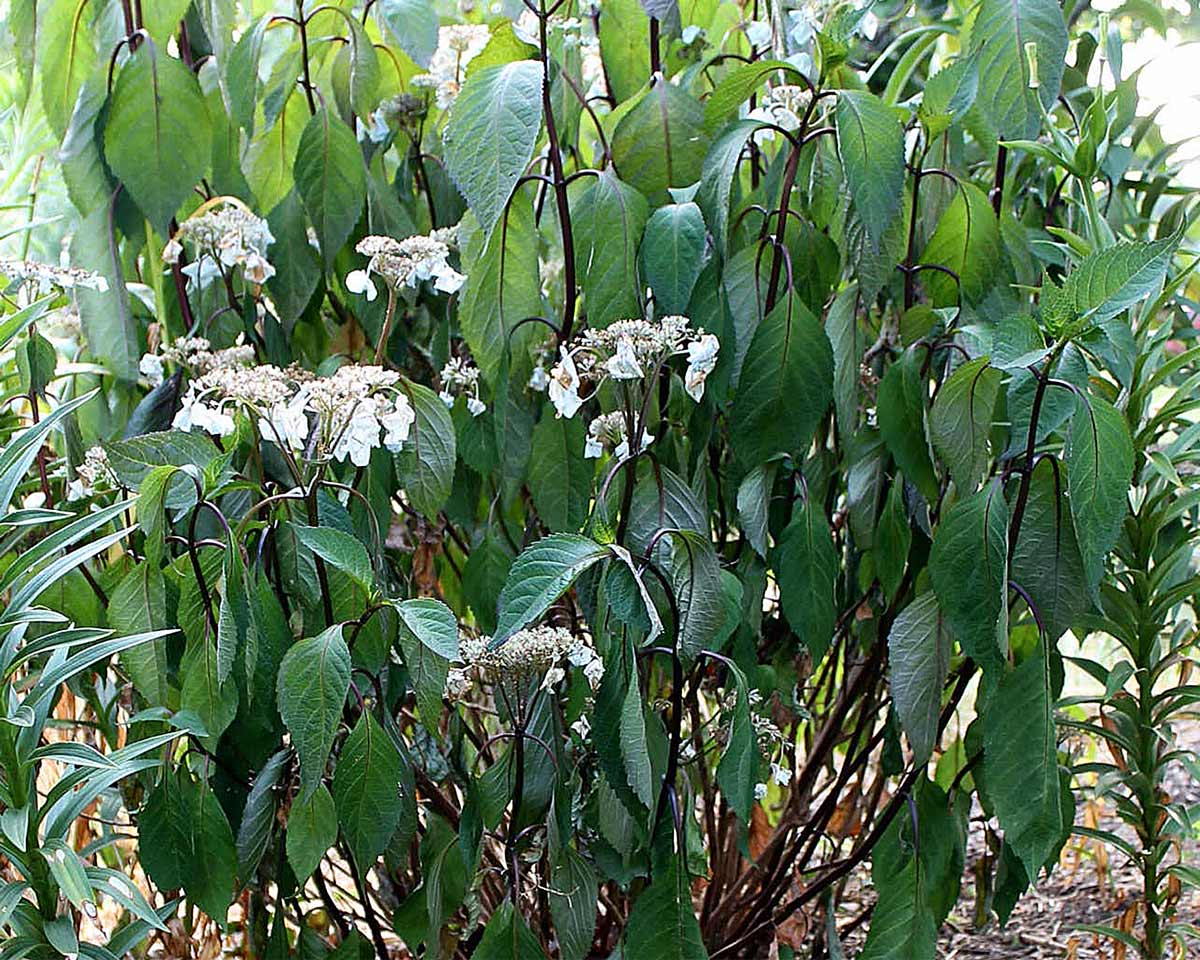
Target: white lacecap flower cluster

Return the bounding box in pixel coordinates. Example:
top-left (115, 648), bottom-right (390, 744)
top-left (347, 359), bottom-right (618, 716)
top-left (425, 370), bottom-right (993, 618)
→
top-left (585, 411), bottom-right (653, 460)
top-left (439, 357), bottom-right (485, 416)
top-left (547, 315), bottom-right (720, 419)
top-left (411, 25), bottom-right (491, 110)
top-left (446, 625), bottom-right (604, 698)
top-left (747, 84), bottom-right (813, 145)
top-left (139, 336), bottom-right (255, 387)
top-left (0, 258), bottom-right (108, 295)
top-left (172, 357), bottom-right (416, 468)
top-left (345, 234), bottom-right (465, 302)
top-left (162, 201), bottom-right (276, 285)
top-left (67, 446), bottom-right (116, 501)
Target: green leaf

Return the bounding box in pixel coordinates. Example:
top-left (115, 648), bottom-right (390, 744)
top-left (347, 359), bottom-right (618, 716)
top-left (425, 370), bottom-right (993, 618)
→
top-left (333, 712), bottom-right (404, 869)
top-left (874, 479), bottom-right (911, 602)
top-left (1066, 395), bottom-right (1133, 592)
top-left (443, 61), bottom-right (543, 235)
top-left (474, 900), bottom-right (547, 959)
top-left (549, 846), bottom-right (598, 960)
top-left (918, 182), bottom-right (1005, 307)
top-left (640, 202), bottom-right (707, 316)
top-left (623, 849), bottom-right (708, 960)
top-left (493, 535), bottom-right (611, 644)
top-left (266, 190), bottom-right (322, 328)
top-left (286, 783), bottom-right (337, 882)
top-left (277, 625), bottom-right (351, 800)
top-left (292, 524), bottom-right (374, 594)
top-left (105, 431), bottom-right (220, 505)
top-left (597, 0), bottom-right (650, 105)
top-left (983, 646), bottom-right (1065, 877)
top-left (859, 861), bottom-right (938, 960)
top-left (836, 90), bottom-right (905, 251)
top-left (703, 60), bottom-right (803, 132)
top-left (877, 348), bottom-right (938, 502)
top-left (42, 839), bottom-right (93, 912)
top-left (331, 17), bottom-right (381, 119)
top-left (930, 486), bottom-right (1009, 664)
top-left (141, 0), bottom-right (191, 42)
top-left (236, 750), bottom-right (287, 881)
top-left (968, 0), bottom-right (1068, 139)
top-left (620, 668), bottom-right (654, 809)
top-left (375, 0), bottom-right (439, 68)
top-left (225, 16), bottom-right (267, 136)
top-left (180, 624), bottom-right (239, 743)
top-left (572, 170), bottom-right (649, 328)
top-left (178, 776), bottom-right (238, 921)
top-left (612, 79), bottom-right (710, 197)
top-left (104, 46), bottom-right (212, 232)
top-left (1010, 458), bottom-right (1088, 640)
top-left (776, 498), bottom-right (839, 660)
top-left (70, 206), bottom-right (139, 383)
top-left (928, 357), bottom-right (1002, 493)
top-left (730, 294), bottom-right (833, 468)
top-left (395, 599), bottom-right (456, 724)
top-left (463, 533), bottom-right (514, 635)
top-left (671, 531), bottom-right (727, 662)
top-left (38, 0), bottom-right (98, 138)
top-left (458, 200), bottom-right (542, 384)
top-left (887, 593), bottom-right (952, 764)
top-left (1043, 235), bottom-right (1179, 331)
top-left (245, 93), bottom-right (305, 212)
top-left (736, 462), bottom-right (776, 559)
top-left (716, 663), bottom-right (758, 823)
top-left (395, 380), bottom-right (457, 519)
top-left (918, 57), bottom-right (979, 140)
top-left (294, 106), bottom-right (366, 268)
top-left (108, 564), bottom-right (170, 707)
top-left (529, 414), bottom-right (592, 534)
top-left (395, 598), bottom-right (459, 660)
top-left (696, 120), bottom-right (757, 252)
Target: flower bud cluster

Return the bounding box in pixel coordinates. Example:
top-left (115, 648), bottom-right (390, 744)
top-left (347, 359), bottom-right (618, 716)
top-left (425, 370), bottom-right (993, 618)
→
top-left (162, 201), bottom-right (275, 284)
top-left (584, 411), bottom-right (654, 460)
top-left (0, 258), bottom-right (108, 294)
top-left (139, 336), bottom-right (256, 386)
top-left (345, 233), bottom-right (465, 302)
top-left (439, 357), bottom-right (485, 416)
top-left (446, 625), bottom-right (604, 698)
top-left (67, 446), bottom-right (117, 502)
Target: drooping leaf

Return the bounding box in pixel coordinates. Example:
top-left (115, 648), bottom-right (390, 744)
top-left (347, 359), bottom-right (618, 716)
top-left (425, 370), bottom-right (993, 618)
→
top-left (982, 646), bottom-right (1065, 878)
top-left (776, 498), bottom-right (839, 660)
top-left (493, 535), bottom-right (611, 644)
top-left (918, 182), bottom-right (1006, 307)
top-left (716, 663), bottom-right (758, 823)
top-left (293, 106), bottom-right (366, 268)
top-left (395, 380), bottom-right (457, 519)
top-left (236, 750), bottom-right (287, 881)
top-left (104, 47), bottom-right (212, 232)
top-left (918, 57), bottom-right (979, 140)
top-left (286, 783), bottom-right (338, 882)
top-left (623, 845), bottom-right (709, 960)
top-left (572, 170), bottom-right (649, 328)
top-left (333, 712), bottom-right (404, 869)
top-left (443, 61), bottom-right (543, 235)
top-left (876, 348), bottom-right (938, 502)
top-left (292, 524), bottom-right (374, 594)
top-left (473, 900), bottom-right (547, 959)
top-left (928, 357), bottom-right (1002, 493)
top-left (1066, 395), bottom-right (1133, 592)
top-left (836, 90), bottom-right (905, 251)
top-left (611, 79), bottom-right (710, 197)
top-left (929, 485), bottom-right (1009, 664)
top-left (277, 625), bottom-right (352, 800)
top-left (968, 0), bottom-right (1068, 139)
top-left (529, 414), bottom-right (592, 534)
top-left (38, 0), bottom-right (97, 138)
top-left (375, 0), bottom-right (439, 68)
top-left (887, 593), bottom-right (952, 764)
top-left (730, 294), bottom-right (833, 468)
top-left (640, 202), bottom-right (707, 316)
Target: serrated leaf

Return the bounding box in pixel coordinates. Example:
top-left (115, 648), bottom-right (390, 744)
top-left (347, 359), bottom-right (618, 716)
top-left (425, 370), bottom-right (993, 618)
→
top-left (292, 524), bottom-right (374, 594)
top-left (294, 106), bottom-right (366, 268)
top-left (887, 593), bottom-right (951, 764)
top-left (877, 348), bottom-right (938, 502)
top-left (474, 900), bottom-right (547, 959)
top-left (493, 535), bottom-right (610, 644)
top-left (236, 750), bottom-right (287, 881)
top-left (777, 498), bottom-right (838, 660)
top-left (549, 846), bottom-right (598, 960)
top-left (611, 79), bottom-right (709, 197)
top-left (730, 293), bottom-right (833, 468)
top-left (736, 462), bottom-right (776, 559)
top-left (716, 663), bottom-right (758, 823)
top-left (108, 564), bottom-right (169, 706)
top-left (443, 61), bottom-right (543, 235)
top-left (1066, 395), bottom-right (1133, 592)
top-left (836, 90), bottom-right (905, 251)
top-left (529, 414), bottom-right (592, 533)
top-left (623, 850), bottom-right (708, 960)
top-left (930, 485), bottom-right (1009, 664)
top-left (918, 57), bottom-right (979, 140)
top-left (277, 625), bottom-right (351, 800)
top-left (703, 60), bottom-right (803, 132)
top-left (983, 646), bottom-right (1065, 877)
top-left (286, 783), bottom-right (337, 881)
top-left (620, 669), bottom-right (654, 809)
top-left (918, 182), bottom-right (1005, 307)
top-left (928, 357), bottom-right (1002, 493)
top-left (968, 0), bottom-right (1067, 139)
top-left (640, 202), bottom-right (707, 316)
top-left (104, 47), bottom-right (212, 232)
top-left (375, 0), bottom-right (439, 68)
top-left (226, 16), bottom-right (267, 136)
top-left (38, 0), bottom-right (98, 138)
top-left (394, 380), bottom-right (456, 518)
top-left (1044, 235), bottom-right (1179, 330)
top-left (572, 170), bottom-right (649, 328)
top-left (333, 712), bottom-right (404, 869)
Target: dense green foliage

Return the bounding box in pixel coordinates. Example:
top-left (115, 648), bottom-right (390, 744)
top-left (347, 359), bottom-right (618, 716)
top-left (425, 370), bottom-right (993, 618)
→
top-left (0, 0), bottom-right (1197, 958)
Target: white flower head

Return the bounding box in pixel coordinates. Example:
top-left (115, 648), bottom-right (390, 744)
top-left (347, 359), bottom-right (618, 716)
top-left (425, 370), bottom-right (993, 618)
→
top-left (345, 268), bottom-right (378, 302)
top-left (744, 19), bottom-right (772, 48)
top-left (139, 353), bottom-right (165, 387)
top-left (381, 396), bottom-right (416, 451)
top-left (605, 336), bottom-right (644, 380)
top-left (549, 348), bottom-right (584, 419)
top-left (529, 362), bottom-right (549, 392)
top-left (754, 782), bottom-right (768, 801)
top-left (770, 761), bottom-right (792, 787)
top-left (350, 234), bottom-right (465, 298)
top-left (684, 333), bottom-right (720, 402)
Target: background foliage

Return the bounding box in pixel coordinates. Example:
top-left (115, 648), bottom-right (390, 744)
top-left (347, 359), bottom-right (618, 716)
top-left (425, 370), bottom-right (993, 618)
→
top-left (0, 0), bottom-right (1198, 957)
